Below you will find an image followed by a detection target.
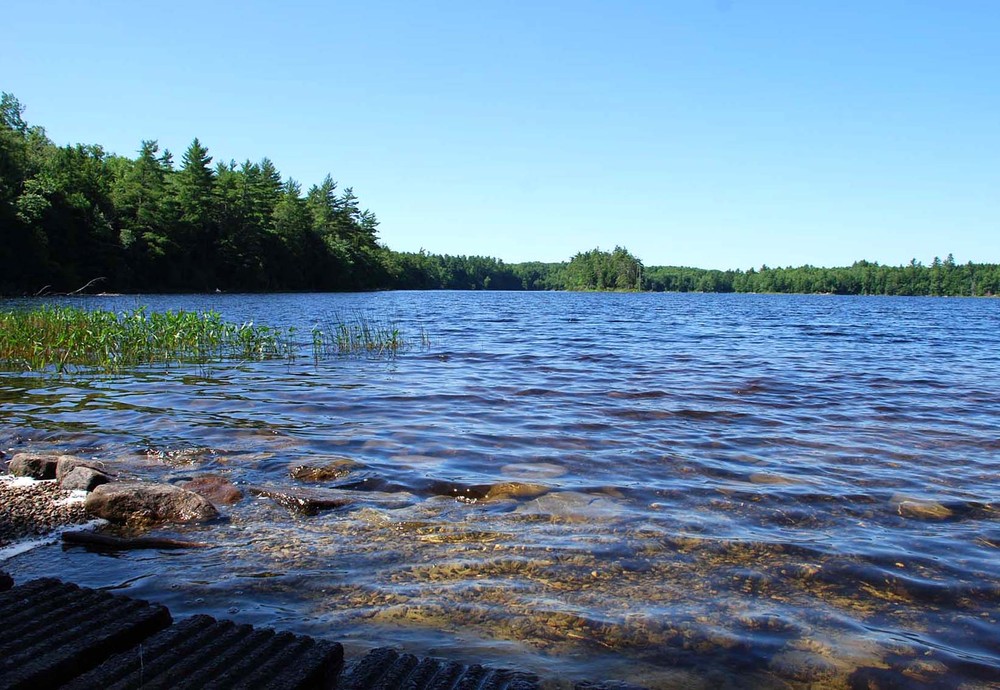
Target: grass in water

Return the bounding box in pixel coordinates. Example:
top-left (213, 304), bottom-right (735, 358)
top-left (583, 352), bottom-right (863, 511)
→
top-left (311, 313), bottom-right (416, 358)
top-left (0, 306), bottom-right (425, 374)
top-left (0, 306), bottom-right (295, 373)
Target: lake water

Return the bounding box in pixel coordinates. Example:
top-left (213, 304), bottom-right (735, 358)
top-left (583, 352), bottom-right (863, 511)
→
top-left (1, 292), bottom-right (998, 688)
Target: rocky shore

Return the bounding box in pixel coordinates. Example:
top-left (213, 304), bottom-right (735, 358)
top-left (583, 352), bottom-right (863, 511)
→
top-left (0, 476), bottom-right (90, 549)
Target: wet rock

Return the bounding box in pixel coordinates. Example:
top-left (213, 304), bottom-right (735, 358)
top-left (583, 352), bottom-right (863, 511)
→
top-left (0, 571), bottom-right (10, 590)
top-left (289, 458), bottom-right (363, 482)
top-left (249, 486), bottom-right (355, 516)
top-left (56, 456), bottom-right (107, 483)
top-left (420, 479), bottom-right (549, 502)
top-left (181, 474), bottom-right (243, 505)
top-left (848, 666), bottom-right (911, 690)
top-left (59, 466), bottom-right (110, 492)
top-left (62, 530), bottom-right (210, 551)
top-left (769, 650), bottom-right (841, 682)
top-left (7, 453), bottom-right (66, 480)
top-left (515, 491), bottom-right (623, 522)
top-left (893, 496), bottom-right (953, 520)
top-left (500, 462), bottom-right (567, 479)
top-left (902, 658), bottom-right (948, 683)
top-left (85, 482), bottom-right (219, 525)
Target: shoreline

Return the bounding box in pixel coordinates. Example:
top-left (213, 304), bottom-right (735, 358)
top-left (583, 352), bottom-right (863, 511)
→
top-left (0, 475), bottom-right (92, 554)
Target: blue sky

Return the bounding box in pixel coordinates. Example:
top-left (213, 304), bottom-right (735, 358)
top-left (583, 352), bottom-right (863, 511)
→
top-left (4, 1), bottom-right (998, 269)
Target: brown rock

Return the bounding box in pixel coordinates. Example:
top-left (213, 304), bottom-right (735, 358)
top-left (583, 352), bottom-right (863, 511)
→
top-left (7, 453), bottom-right (68, 479)
top-left (249, 486), bottom-right (354, 516)
top-left (60, 466), bottom-right (111, 492)
top-left (181, 474), bottom-right (243, 505)
top-left (56, 456), bottom-right (107, 483)
top-left (289, 458), bottom-right (363, 482)
top-left (85, 482), bottom-right (219, 525)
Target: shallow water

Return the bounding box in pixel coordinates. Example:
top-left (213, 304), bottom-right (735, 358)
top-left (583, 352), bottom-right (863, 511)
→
top-left (1, 292), bottom-right (998, 688)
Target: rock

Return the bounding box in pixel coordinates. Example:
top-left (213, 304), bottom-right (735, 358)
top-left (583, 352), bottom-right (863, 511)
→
top-left (0, 571), bottom-right (11, 591)
top-left (180, 474), bottom-right (243, 505)
top-left (500, 462), bottom-right (567, 479)
top-left (62, 530), bottom-right (210, 551)
top-left (515, 491), bottom-right (623, 521)
top-left (85, 482), bottom-right (219, 525)
top-left (483, 482), bottom-right (550, 501)
top-left (893, 496), bottom-right (953, 520)
top-left (769, 650), bottom-right (840, 682)
top-left (7, 453), bottom-right (66, 480)
top-left (848, 666), bottom-right (910, 689)
top-left (60, 466), bottom-right (110, 492)
top-left (289, 458), bottom-right (363, 482)
top-left (249, 486), bottom-right (355, 516)
top-left (56, 456), bottom-right (107, 483)
top-left (421, 479), bottom-right (549, 502)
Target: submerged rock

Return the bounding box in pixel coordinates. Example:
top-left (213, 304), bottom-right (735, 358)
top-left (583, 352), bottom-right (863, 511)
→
top-left (249, 486), bottom-right (355, 516)
top-left (181, 474), bottom-right (244, 505)
top-left (892, 495), bottom-right (953, 520)
top-left (289, 458), bottom-right (363, 482)
top-left (60, 466), bottom-right (110, 492)
top-left (85, 482), bottom-right (219, 525)
top-left (515, 491), bottom-right (623, 521)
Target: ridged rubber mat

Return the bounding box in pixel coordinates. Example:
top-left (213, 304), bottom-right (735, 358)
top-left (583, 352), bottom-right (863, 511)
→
top-left (0, 577), bottom-right (172, 689)
top-left (65, 613), bottom-right (344, 690)
top-left (335, 647), bottom-right (539, 690)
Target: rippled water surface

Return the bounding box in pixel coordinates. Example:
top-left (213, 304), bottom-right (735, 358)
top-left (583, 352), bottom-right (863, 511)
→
top-left (2, 292), bottom-right (998, 688)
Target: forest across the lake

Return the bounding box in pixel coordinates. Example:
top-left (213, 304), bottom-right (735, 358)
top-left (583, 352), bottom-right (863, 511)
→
top-left (3, 92), bottom-right (999, 297)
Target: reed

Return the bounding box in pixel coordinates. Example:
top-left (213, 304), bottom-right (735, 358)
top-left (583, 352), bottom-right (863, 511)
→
top-left (311, 313), bottom-right (411, 358)
top-left (0, 306), bottom-right (294, 373)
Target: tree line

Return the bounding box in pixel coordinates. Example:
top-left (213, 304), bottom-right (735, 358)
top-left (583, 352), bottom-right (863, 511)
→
top-left (2, 92), bottom-right (998, 297)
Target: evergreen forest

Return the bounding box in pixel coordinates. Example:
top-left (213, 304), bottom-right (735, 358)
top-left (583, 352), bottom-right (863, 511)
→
top-left (3, 93), bottom-right (999, 297)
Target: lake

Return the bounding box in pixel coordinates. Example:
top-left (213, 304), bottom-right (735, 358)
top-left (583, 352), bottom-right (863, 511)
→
top-left (1, 291), bottom-right (998, 688)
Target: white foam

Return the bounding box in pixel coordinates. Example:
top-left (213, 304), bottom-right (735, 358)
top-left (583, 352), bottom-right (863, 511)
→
top-left (54, 489), bottom-right (88, 506)
top-left (0, 475), bottom-right (41, 488)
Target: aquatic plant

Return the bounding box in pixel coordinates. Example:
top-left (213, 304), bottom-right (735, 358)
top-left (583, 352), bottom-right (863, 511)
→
top-left (311, 313), bottom-right (412, 358)
top-left (0, 306), bottom-right (295, 373)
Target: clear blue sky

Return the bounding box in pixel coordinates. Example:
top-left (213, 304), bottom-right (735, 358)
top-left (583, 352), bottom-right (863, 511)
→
top-left (4, 1), bottom-right (998, 269)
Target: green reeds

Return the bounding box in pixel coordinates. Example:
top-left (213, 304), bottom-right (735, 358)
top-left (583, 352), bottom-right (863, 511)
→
top-left (311, 313), bottom-right (414, 358)
top-left (0, 306), bottom-right (295, 373)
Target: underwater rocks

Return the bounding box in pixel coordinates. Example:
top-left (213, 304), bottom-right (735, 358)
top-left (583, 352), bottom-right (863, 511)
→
top-left (85, 482), bottom-right (219, 526)
top-left (181, 474), bottom-right (244, 505)
top-left (289, 457), bottom-right (363, 482)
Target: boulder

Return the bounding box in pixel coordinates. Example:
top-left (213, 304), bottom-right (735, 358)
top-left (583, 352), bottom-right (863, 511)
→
top-left (56, 456), bottom-right (107, 483)
top-left (180, 474), bottom-right (243, 505)
top-left (7, 453), bottom-right (68, 480)
top-left (85, 482), bottom-right (219, 525)
top-left (60, 466), bottom-right (111, 492)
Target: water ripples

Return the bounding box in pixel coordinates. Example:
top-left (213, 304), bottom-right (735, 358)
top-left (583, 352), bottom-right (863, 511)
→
top-left (1, 292), bottom-right (998, 687)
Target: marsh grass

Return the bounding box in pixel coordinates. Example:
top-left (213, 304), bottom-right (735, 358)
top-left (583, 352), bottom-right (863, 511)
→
top-left (311, 313), bottom-right (416, 358)
top-left (0, 306), bottom-right (295, 373)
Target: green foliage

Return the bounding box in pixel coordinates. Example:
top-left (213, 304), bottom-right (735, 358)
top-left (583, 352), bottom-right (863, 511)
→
top-left (2, 92), bottom-right (999, 298)
top-left (562, 247), bottom-right (643, 291)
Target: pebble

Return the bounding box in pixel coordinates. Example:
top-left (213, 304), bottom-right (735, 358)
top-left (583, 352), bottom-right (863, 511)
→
top-left (0, 477), bottom-right (90, 548)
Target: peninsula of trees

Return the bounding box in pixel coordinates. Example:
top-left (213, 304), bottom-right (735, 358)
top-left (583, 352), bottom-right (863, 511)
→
top-left (2, 93), bottom-right (998, 297)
